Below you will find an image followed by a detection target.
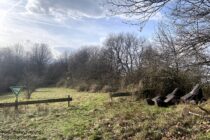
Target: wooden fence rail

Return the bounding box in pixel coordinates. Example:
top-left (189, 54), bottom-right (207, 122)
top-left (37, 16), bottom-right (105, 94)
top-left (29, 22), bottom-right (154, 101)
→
top-left (109, 92), bottom-right (133, 101)
top-left (0, 96), bottom-right (72, 108)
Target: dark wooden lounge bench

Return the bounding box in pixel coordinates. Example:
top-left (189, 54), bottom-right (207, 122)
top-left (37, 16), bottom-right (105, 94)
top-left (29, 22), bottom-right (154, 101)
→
top-left (146, 88), bottom-right (183, 107)
top-left (181, 84), bottom-right (205, 104)
top-left (164, 88), bottom-right (184, 105)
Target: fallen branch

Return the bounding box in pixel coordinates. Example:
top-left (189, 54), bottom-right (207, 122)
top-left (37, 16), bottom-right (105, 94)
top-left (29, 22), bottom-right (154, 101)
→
top-left (189, 111), bottom-right (203, 117)
top-left (198, 106), bottom-right (210, 115)
top-left (188, 111), bottom-right (210, 121)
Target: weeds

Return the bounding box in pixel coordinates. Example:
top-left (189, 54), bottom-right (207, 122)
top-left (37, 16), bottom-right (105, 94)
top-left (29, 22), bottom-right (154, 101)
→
top-left (0, 88), bottom-right (209, 139)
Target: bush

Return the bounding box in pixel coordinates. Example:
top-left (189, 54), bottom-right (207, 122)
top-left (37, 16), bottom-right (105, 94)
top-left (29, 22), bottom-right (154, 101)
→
top-left (203, 84), bottom-right (210, 98)
top-left (56, 79), bottom-right (66, 87)
top-left (101, 85), bottom-right (112, 92)
top-left (126, 84), bottom-right (142, 92)
top-left (76, 83), bottom-right (89, 92)
top-left (89, 84), bottom-right (102, 93)
top-left (101, 85), bottom-right (118, 92)
top-left (137, 81), bottom-right (143, 91)
top-left (56, 78), bottom-right (72, 88)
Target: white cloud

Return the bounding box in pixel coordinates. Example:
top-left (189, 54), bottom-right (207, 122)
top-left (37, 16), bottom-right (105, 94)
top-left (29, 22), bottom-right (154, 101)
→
top-left (24, 0), bottom-right (165, 23)
top-left (25, 0), bottom-right (106, 21)
top-left (0, 0), bottom-right (158, 57)
top-left (0, 11), bottom-right (109, 53)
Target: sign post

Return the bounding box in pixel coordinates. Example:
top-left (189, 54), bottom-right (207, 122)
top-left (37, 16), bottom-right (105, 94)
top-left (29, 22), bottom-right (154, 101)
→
top-left (10, 86), bottom-right (24, 111)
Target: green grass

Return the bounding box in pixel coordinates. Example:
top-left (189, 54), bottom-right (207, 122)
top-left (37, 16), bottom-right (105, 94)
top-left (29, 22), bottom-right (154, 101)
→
top-left (0, 87), bottom-right (209, 139)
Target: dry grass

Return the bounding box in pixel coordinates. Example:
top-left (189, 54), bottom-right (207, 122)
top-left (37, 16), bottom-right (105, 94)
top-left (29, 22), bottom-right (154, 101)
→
top-left (0, 88), bottom-right (209, 139)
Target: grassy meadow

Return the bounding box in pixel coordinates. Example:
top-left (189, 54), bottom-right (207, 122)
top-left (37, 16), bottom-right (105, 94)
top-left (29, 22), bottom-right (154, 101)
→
top-left (0, 88), bottom-right (209, 140)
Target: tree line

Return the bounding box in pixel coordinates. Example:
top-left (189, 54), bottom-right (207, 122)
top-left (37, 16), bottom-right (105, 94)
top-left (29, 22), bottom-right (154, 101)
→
top-left (0, 44), bottom-right (51, 98)
top-left (1, 0), bottom-right (210, 97)
top-left (0, 29), bottom-right (209, 98)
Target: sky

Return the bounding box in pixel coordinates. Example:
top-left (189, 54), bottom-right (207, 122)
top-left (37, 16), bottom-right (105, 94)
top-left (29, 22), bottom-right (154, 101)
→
top-left (0, 0), bottom-right (164, 55)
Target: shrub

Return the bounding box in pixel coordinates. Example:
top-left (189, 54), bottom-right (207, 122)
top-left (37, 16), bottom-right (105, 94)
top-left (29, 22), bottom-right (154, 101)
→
top-left (126, 83), bottom-right (142, 92)
top-left (76, 83), bottom-right (89, 92)
top-left (101, 85), bottom-right (118, 92)
top-left (56, 79), bottom-right (66, 87)
top-left (89, 84), bottom-right (102, 93)
top-left (203, 84), bottom-right (210, 98)
top-left (56, 79), bottom-right (72, 88)
top-left (137, 81), bottom-right (143, 91)
top-left (102, 85), bottom-right (112, 92)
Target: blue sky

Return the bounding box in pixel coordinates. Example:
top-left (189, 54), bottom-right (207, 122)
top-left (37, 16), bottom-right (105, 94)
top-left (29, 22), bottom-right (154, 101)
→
top-left (0, 0), bottom-right (164, 55)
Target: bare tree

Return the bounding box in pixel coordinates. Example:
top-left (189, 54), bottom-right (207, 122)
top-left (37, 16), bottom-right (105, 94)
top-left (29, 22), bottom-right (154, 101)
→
top-left (30, 43), bottom-right (52, 76)
top-left (107, 0), bottom-right (170, 27)
top-left (23, 71), bottom-right (41, 99)
top-left (0, 46), bottom-right (25, 92)
top-left (155, 24), bottom-right (183, 75)
top-left (104, 33), bottom-right (145, 76)
top-left (171, 0), bottom-right (210, 66)
top-left (107, 0), bottom-right (210, 65)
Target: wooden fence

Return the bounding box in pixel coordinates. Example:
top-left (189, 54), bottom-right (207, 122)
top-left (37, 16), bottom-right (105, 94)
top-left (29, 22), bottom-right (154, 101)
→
top-left (109, 92), bottom-right (133, 101)
top-left (0, 96), bottom-right (72, 109)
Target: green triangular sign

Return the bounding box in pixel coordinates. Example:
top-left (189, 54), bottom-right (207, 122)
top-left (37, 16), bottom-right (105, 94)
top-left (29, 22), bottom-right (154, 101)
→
top-left (10, 86), bottom-right (23, 96)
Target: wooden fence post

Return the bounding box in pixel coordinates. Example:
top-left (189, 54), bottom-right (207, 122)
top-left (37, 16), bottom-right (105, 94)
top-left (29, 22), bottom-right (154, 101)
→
top-left (15, 96), bottom-right (18, 111)
top-left (68, 95), bottom-right (70, 107)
